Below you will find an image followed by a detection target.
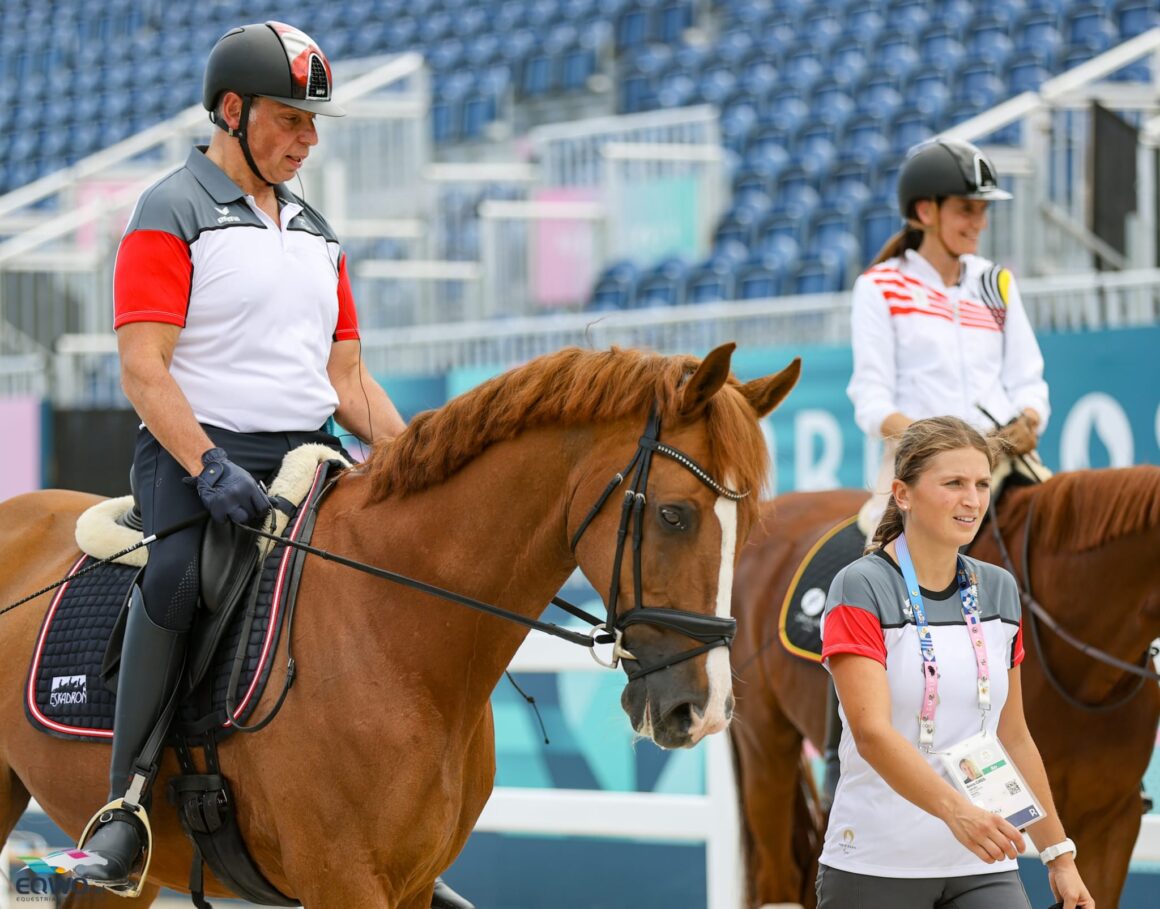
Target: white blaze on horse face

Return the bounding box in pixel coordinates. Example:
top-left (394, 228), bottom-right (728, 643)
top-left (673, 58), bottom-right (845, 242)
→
top-left (691, 490), bottom-right (738, 742)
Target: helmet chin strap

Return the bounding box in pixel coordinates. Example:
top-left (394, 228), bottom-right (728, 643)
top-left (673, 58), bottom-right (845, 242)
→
top-left (212, 94), bottom-right (274, 187)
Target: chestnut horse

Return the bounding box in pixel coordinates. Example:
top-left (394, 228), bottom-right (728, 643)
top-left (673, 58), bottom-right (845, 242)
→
top-left (730, 467), bottom-right (1160, 909)
top-left (0, 344), bottom-right (800, 909)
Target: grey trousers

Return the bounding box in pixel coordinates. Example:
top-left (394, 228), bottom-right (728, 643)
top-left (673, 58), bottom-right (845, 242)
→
top-left (817, 864), bottom-right (1033, 909)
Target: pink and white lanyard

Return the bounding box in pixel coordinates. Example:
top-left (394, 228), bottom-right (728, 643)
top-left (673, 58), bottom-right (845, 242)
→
top-left (895, 534), bottom-right (991, 751)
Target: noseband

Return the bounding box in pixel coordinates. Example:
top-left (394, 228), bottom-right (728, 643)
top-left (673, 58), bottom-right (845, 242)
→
top-left (568, 406), bottom-right (745, 681)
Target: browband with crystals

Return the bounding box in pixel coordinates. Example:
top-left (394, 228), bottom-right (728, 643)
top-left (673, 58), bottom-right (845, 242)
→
top-left (640, 438), bottom-right (749, 500)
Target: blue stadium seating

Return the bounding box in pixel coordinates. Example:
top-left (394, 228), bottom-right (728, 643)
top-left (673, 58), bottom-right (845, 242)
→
top-left (1, 0), bottom-right (1156, 311)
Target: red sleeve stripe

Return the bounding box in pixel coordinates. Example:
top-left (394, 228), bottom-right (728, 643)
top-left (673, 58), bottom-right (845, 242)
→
top-left (113, 230), bottom-right (192, 329)
top-left (333, 254), bottom-right (360, 342)
top-left (1011, 620), bottom-right (1025, 667)
top-left (821, 604), bottom-right (887, 667)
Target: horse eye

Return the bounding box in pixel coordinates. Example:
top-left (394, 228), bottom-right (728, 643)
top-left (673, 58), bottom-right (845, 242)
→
top-left (659, 506), bottom-right (687, 529)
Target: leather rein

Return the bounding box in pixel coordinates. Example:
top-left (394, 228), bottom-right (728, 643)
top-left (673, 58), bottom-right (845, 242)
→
top-left (987, 492), bottom-right (1160, 713)
top-left (245, 405), bottom-right (742, 682)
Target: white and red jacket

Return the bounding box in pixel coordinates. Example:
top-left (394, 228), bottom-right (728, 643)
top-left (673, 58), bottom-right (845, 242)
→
top-left (846, 249), bottom-right (1050, 438)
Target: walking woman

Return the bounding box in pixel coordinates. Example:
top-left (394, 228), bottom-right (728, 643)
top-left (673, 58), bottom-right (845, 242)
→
top-left (818, 417), bottom-right (1093, 909)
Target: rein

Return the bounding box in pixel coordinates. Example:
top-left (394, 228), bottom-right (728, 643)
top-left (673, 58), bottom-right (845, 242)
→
top-left (988, 493), bottom-right (1160, 713)
top-left (242, 405), bottom-right (741, 682)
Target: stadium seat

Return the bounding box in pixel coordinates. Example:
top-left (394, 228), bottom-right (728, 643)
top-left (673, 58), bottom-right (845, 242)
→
top-left (918, 26), bottom-right (967, 70)
top-left (931, 0), bottom-right (975, 31)
top-left (889, 110), bottom-right (934, 155)
top-left (871, 35), bottom-right (921, 80)
top-left (955, 61), bottom-right (1006, 107)
top-left (1116, 0), bottom-right (1160, 38)
top-left (861, 203), bottom-right (900, 260)
top-left (792, 252), bottom-right (845, 294)
top-left (684, 256), bottom-right (735, 304)
top-left (886, 0), bottom-right (933, 38)
top-left (840, 3), bottom-right (885, 43)
top-left (658, 0), bottom-right (693, 43)
top-left (656, 70), bottom-right (697, 107)
top-left (973, 0), bottom-right (1027, 29)
top-left (1006, 59), bottom-right (1051, 94)
top-left (615, 0), bottom-right (658, 51)
top-left (1014, 11), bottom-right (1064, 68)
top-left (827, 38), bottom-right (869, 88)
top-left (734, 261), bottom-right (787, 300)
top-left (966, 20), bottom-right (1017, 67)
top-left (587, 260), bottom-right (639, 310)
top-left (632, 256), bottom-right (688, 308)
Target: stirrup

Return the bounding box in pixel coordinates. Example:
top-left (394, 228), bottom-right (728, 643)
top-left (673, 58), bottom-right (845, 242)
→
top-left (75, 797), bottom-right (154, 898)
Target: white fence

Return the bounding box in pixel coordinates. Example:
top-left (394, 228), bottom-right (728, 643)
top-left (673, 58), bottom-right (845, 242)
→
top-left (477, 634), bottom-right (742, 909)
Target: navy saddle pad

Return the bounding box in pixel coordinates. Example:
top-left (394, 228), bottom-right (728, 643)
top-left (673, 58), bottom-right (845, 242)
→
top-left (777, 516), bottom-right (864, 662)
top-left (25, 476), bottom-right (326, 742)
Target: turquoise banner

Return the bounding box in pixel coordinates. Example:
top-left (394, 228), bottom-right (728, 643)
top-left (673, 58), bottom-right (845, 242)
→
top-left (617, 175), bottom-right (701, 262)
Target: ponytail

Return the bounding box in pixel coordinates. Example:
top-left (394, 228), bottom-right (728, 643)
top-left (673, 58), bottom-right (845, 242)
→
top-left (870, 226), bottom-right (924, 267)
top-left (866, 494), bottom-right (905, 553)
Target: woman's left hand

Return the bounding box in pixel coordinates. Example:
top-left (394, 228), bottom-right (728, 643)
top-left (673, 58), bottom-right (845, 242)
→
top-left (1047, 856), bottom-right (1095, 909)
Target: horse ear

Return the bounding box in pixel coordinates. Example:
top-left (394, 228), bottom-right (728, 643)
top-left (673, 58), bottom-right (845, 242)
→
top-left (739, 357), bottom-right (802, 418)
top-left (681, 343), bottom-right (736, 416)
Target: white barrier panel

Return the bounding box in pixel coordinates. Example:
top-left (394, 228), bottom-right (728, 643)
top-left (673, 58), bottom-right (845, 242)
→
top-left (476, 633), bottom-right (742, 909)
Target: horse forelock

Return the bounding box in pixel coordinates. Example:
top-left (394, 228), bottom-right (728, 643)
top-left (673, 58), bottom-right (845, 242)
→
top-left (1034, 465), bottom-right (1160, 553)
top-left (365, 347), bottom-right (770, 503)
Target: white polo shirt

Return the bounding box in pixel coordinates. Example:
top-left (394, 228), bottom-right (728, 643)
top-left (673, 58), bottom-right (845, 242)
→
top-left (114, 147), bottom-right (360, 433)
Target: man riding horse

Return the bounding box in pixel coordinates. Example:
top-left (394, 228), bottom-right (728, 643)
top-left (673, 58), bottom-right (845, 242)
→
top-left (71, 21), bottom-right (473, 909)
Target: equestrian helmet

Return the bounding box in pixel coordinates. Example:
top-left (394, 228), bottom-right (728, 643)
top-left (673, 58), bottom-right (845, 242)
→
top-left (897, 138), bottom-right (1011, 218)
top-left (203, 21), bottom-right (345, 117)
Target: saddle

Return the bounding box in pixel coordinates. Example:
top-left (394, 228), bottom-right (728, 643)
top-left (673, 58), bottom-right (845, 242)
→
top-left (29, 443), bottom-right (346, 907)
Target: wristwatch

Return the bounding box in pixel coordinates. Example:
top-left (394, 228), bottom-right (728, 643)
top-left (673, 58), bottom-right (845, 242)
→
top-left (1039, 838), bottom-right (1077, 864)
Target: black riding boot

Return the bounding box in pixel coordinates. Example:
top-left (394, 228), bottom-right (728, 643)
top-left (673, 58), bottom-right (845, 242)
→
top-left (74, 588), bottom-right (187, 886)
top-left (432, 876), bottom-right (476, 909)
top-left (821, 677), bottom-right (842, 813)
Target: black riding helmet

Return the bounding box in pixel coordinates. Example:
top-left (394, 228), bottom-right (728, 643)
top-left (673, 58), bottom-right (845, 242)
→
top-left (202, 21), bottom-right (344, 184)
top-left (896, 138), bottom-right (1012, 220)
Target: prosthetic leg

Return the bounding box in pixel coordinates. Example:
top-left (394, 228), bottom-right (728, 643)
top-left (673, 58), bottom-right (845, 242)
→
top-left (73, 587), bottom-right (187, 894)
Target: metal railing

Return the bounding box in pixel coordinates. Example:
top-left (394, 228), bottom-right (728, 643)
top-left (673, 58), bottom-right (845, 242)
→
top-left (44, 269), bottom-right (1160, 407)
top-left (944, 28), bottom-right (1160, 276)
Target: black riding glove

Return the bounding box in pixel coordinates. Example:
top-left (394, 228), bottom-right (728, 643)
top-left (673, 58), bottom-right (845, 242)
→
top-left (183, 447), bottom-right (271, 524)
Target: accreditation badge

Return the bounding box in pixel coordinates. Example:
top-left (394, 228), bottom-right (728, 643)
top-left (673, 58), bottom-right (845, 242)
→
top-left (940, 732), bottom-right (1046, 830)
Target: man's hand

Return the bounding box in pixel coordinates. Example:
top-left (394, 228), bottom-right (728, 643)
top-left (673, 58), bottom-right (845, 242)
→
top-left (183, 448), bottom-right (270, 524)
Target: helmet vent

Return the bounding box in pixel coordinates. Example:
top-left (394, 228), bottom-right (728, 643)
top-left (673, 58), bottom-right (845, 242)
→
top-left (307, 54), bottom-right (330, 99)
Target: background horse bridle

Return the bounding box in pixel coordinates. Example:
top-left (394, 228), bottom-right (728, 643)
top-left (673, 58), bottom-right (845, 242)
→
top-left (988, 492), bottom-right (1160, 713)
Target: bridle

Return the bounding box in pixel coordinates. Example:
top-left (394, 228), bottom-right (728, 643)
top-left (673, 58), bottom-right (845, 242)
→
top-left (566, 405), bottom-right (744, 681)
top-left (987, 492), bottom-right (1160, 713)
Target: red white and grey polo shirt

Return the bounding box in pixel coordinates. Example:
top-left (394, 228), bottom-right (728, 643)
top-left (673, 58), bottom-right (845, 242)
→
top-left (114, 147), bottom-right (360, 433)
top-left (819, 550), bottom-right (1025, 878)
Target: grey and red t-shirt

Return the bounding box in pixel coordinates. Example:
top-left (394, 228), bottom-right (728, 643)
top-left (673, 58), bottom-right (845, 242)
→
top-left (114, 147), bottom-right (359, 433)
top-left (820, 549), bottom-right (1025, 878)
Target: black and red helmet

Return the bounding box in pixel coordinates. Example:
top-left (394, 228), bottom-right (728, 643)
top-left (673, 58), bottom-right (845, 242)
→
top-left (896, 138), bottom-right (1011, 219)
top-left (202, 21), bottom-right (345, 117)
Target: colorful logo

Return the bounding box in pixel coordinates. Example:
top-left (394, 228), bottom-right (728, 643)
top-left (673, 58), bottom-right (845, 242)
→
top-left (9, 852), bottom-right (93, 896)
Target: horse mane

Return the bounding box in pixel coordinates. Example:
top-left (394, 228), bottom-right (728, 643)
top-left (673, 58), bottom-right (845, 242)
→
top-left (366, 346), bottom-right (769, 501)
top-left (1034, 466), bottom-right (1160, 552)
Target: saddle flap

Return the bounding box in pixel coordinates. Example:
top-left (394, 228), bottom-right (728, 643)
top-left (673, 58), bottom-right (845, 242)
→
top-left (200, 521), bottom-right (259, 616)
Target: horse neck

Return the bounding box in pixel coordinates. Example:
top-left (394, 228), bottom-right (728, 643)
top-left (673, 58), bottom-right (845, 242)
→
top-left (323, 427), bottom-right (581, 706)
top-left (1004, 482), bottom-right (1160, 701)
